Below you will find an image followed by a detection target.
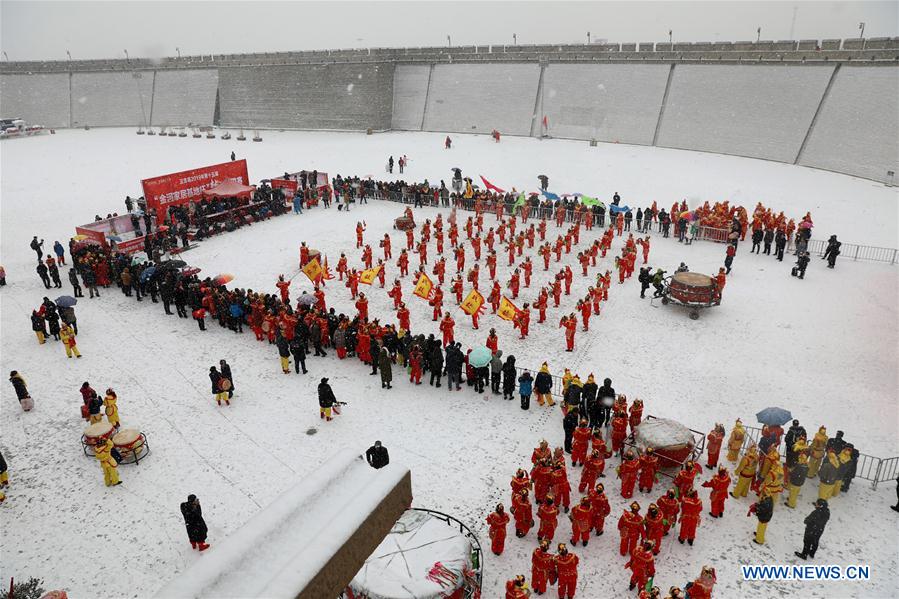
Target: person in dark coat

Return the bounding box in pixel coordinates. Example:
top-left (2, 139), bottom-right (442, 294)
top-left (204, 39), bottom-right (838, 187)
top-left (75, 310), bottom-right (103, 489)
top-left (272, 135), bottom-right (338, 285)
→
top-left (597, 378), bottom-right (615, 427)
top-left (891, 475), bottom-right (899, 513)
top-left (31, 310), bottom-right (48, 344)
top-left (534, 363), bottom-right (554, 407)
top-left (48, 262), bottom-right (62, 288)
top-left (276, 334), bottom-right (291, 374)
top-left (793, 251), bottom-right (810, 279)
top-left (379, 348), bottom-right (393, 389)
top-left (366, 441), bottom-right (390, 469)
top-left (444, 344), bottom-right (463, 391)
top-left (502, 355), bottom-right (517, 400)
top-left (429, 345), bottom-right (443, 387)
top-left (750, 494), bottom-right (774, 545)
top-left (638, 267), bottom-right (651, 299)
top-left (9, 371), bottom-right (30, 404)
top-left (784, 420), bottom-right (807, 467)
top-left (840, 444), bottom-right (859, 492)
top-left (581, 374), bottom-right (599, 428)
top-left (825, 431), bottom-right (846, 455)
top-left (36, 262), bottom-right (51, 288)
top-left (180, 495), bottom-right (210, 551)
top-left (46, 310), bottom-right (61, 341)
top-left (795, 499), bottom-right (830, 559)
top-left (219, 359), bottom-right (234, 398)
top-left (68, 268), bottom-right (83, 298)
top-left (774, 229), bottom-right (787, 261)
top-left (822, 235), bottom-right (841, 268)
top-left (318, 377), bottom-right (337, 420)
top-left (30, 236), bottom-right (44, 261)
top-left (762, 229), bottom-right (774, 255)
top-left (563, 407), bottom-right (579, 454)
top-left (289, 336), bottom-right (307, 374)
top-left (751, 228), bottom-right (763, 253)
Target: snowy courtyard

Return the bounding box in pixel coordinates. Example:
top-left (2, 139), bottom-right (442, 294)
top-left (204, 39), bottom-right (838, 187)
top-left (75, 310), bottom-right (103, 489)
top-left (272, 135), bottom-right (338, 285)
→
top-left (1, 128), bottom-right (897, 598)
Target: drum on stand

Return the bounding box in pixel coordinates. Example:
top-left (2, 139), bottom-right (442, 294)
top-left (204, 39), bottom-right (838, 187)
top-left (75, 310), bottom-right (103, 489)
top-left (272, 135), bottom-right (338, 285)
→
top-left (668, 272), bottom-right (715, 304)
top-left (112, 428), bottom-right (150, 464)
top-left (82, 422), bottom-right (115, 456)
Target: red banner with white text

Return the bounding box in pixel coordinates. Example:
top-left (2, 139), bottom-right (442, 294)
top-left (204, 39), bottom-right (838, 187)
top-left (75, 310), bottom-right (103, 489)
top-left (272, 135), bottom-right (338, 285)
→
top-left (142, 159), bottom-right (250, 224)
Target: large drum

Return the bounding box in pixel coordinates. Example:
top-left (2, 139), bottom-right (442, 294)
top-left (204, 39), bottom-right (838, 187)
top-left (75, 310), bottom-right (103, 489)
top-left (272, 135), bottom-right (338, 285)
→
top-left (668, 272), bottom-right (716, 305)
top-left (82, 422), bottom-right (115, 456)
top-left (394, 216), bottom-right (415, 231)
top-left (634, 418), bottom-right (696, 469)
top-left (112, 428), bottom-right (149, 464)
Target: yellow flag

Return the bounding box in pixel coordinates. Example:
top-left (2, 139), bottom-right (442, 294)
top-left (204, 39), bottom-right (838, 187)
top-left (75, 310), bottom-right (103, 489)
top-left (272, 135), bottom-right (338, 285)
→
top-left (302, 257), bottom-right (323, 283)
top-left (359, 265), bottom-right (381, 285)
top-left (497, 296), bottom-right (520, 321)
top-left (460, 289), bottom-right (485, 316)
top-left (413, 272), bottom-right (434, 300)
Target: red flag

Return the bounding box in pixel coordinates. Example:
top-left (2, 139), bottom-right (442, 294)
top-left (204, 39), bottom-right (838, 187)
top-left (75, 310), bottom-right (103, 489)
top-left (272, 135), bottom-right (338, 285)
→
top-left (480, 175), bottom-right (505, 194)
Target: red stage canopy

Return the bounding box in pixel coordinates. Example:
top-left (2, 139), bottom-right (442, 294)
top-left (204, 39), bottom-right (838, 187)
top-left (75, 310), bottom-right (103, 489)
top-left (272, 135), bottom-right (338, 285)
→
top-left (202, 181), bottom-right (255, 199)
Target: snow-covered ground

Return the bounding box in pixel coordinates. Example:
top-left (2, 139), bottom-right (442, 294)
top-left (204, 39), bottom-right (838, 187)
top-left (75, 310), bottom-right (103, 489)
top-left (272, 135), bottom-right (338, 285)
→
top-left (1, 129), bottom-right (897, 598)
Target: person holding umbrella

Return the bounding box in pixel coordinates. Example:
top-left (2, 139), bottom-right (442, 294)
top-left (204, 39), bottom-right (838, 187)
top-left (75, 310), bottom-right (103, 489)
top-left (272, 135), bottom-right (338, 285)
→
top-left (56, 296), bottom-right (78, 335)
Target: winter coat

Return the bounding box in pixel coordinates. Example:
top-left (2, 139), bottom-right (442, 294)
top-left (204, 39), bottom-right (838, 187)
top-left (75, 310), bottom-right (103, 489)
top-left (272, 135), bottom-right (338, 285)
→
top-left (563, 410), bottom-right (579, 434)
top-left (333, 328), bottom-right (346, 349)
top-left (818, 457), bottom-right (839, 485)
top-left (180, 501), bottom-right (208, 543)
top-left (9, 373), bottom-right (29, 399)
top-left (429, 347), bottom-right (444, 371)
top-left (289, 337), bottom-right (306, 359)
top-left (502, 357), bottom-right (517, 393)
top-left (785, 425), bottom-right (806, 455)
top-left (564, 384), bottom-right (582, 410)
top-left (490, 350), bottom-right (504, 374)
top-left (582, 381), bottom-right (598, 409)
top-left (518, 372), bottom-right (533, 396)
top-left (220, 362), bottom-right (233, 389)
top-left (535, 371), bottom-right (553, 394)
top-left (789, 462), bottom-right (809, 486)
top-left (379, 352), bottom-right (393, 383)
top-left (68, 269), bottom-right (80, 287)
top-left (318, 382), bottom-right (336, 408)
top-left (755, 495), bottom-right (774, 523)
top-left (276, 336), bottom-right (291, 358)
top-left (445, 346), bottom-right (464, 375)
top-left (804, 504), bottom-right (830, 538)
top-left (209, 370), bottom-right (223, 394)
top-left (366, 445), bottom-right (390, 469)
top-left (597, 382), bottom-right (615, 404)
top-left (31, 313), bottom-right (46, 332)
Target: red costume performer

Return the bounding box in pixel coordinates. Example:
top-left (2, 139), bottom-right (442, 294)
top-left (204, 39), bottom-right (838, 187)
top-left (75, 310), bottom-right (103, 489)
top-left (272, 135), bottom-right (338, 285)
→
top-left (571, 421), bottom-right (591, 466)
top-left (522, 258), bottom-right (533, 287)
top-left (512, 489), bottom-right (534, 537)
top-left (486, 252), bottom-right (497, 279)
top-left (626, 542), bottom-right (656, 591)
top-left (579, 450), bottom-right (605, 494)
top-left (431, 287), bottom-right (444, 321)
top-left (531, 541), bottom-right (556, 595)
top-left (276, 276), bottom-right (291, 303)
top-left (706, 424), bottom-right (725, 469)
top-left (578, 300), bottom-right (591, 331)
top-left (387, 280), bottom-right (403, 309)
top-left (454, 245), bottom-right (465, 273)
top-left (515, 305), bottom-right (531, 339)
top-left (355, 295), bottom-right (369, 321)
top-left (701, 467), bottom-right (731, 518)
top-left (537, 498), bottom-right (559, 541)
top-left (569, 497), bottom-right (594, 546)
top-left (486, 505), bottom-right (511, 555)
top-left (397, 251), bottom-right (409, 277)
top-left (618, 451), bottom-right (640, 498)
top-left (405, 228), bottom-right (414, 250)
top-left (381, 234), bottom-right (392, 259)
top-left (554, 544), bottom-right (579, 599)
top-left (486, 330), bottom-right (499, 354)
top-left (508, 270), bottom-right (521, 299)
top-left (674, 461), bottom-right (702, 498)
top-left (638, 448), bottom-right (659, 494)
top-left (336, 254), bottom-right (348, 280)
top-left (417, 240), bottom-right (428, 266)
top-left (355, 222), bottom-right (365, 248)
top-left (560, 314), bottom-right (577, 351)
top-left (551, 464), bottom-right (571, 512)
top-left (618, 502), bottom-right (644, 556)
top-left (611, 412), bottom-right (628, 455)
top-left (488, 282), bottom-right (501, 313)
top-left (657, 489), bottom-right (679, 535)
top-left (643, 505), bottom-right (665, 555)
top-left (532, 461), bottom-right (553, 504)
top-left (439, 313), bottom-right (455, 346)
top-left (535, 290), bottom-right (548, 323)
top-left (678, 489), bottom-right (703, 545)
top-left (396, 304), bottom-right (410, 332)
top-left (588, 484), bottom-right (611, 534)
top-left (433, 258), bottom-right (446, 285)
